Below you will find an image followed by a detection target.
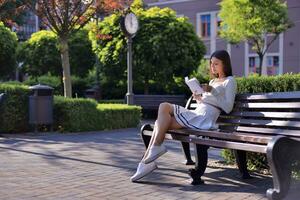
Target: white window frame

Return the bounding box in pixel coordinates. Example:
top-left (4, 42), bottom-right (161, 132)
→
top-left (196, 12), bottom-right (212, 39)
top-left (196, 11), bottom-right (218, 57)
top-left (246, 53), bottom-right (280, 75)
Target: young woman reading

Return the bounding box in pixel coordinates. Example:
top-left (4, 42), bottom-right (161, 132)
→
top-left (131, 50), bottom-right (237, 182)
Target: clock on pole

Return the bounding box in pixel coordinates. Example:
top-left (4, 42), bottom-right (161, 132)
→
top-left (120, 11), bottom-right (139, 105)
top-left (121, 12), bottom-right (139, 37)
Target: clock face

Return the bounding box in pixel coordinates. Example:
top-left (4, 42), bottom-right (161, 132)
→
top-left (124, 13), bottom-right (139, 35)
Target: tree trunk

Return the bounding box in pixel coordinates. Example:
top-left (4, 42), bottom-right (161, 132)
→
top-left (59, 37), bottom-right (72, 97)
top-left (258, 52), bottom-right (264, 76)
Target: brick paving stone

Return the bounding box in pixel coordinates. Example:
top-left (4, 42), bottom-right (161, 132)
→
top-left (1, 126), bottom-right (299, 200)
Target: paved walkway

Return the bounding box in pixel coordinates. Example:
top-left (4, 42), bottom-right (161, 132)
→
top-left (0, 125), bottom-right (299, 200)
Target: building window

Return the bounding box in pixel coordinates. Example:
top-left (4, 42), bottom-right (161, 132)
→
top-left (200, 14), bottom-right (211, 38)
top-left (249, 56), bottom-right (260, 74)
top-left (267, 56), bottom-right (279, 75)
top-left (249, 56), bottom-right (279, 75)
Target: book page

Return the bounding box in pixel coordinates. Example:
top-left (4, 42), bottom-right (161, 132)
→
top-left (185, 77), bottom-right (204, 95)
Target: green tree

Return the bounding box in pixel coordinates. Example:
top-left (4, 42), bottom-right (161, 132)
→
top-left (69, 29), bottom-right (95, 77)
top-left (219, 0), bottom-right (292, 75)
top-left (22, 0), bottom-right (130, 97)
top-left (0, 21), bottom-right (18, 80)
top-left (0, 0), bottom-right (26, 28)
top-left (17, 30), bottom-right (61, 77)
top-left (89, 4), bottom-right (205, 97)
top-left (17, 29), bottom-right (94, 78)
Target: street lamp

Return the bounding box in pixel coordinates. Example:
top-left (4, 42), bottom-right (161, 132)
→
top-left (120, 11), bottom-right (139, 105)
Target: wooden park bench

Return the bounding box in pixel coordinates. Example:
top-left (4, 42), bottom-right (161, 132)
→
top-left (133, 94), bottom-right (186, 111)
top-left (140, 91), bottom-right (300, 200)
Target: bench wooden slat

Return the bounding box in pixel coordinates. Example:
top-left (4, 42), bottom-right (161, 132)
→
top-left (218, 118), bottom-right (300, 128)
top-left (190, 102), bottom-right (300, 111)
top-left (185, 136), bottom-right (267, 153)
top-left (236, 91), bottom-right (300, 101)
top-left (227, 111), bottom-right (300, 119)
top-left (143, 130), bottom-right (267, 153)
top-left (170, 129), bottom-right (271, 144)
top-left (145, 129), bottom-right (271, 144)
top-left (235, 102), bottom-right (300, 109)
top-left (221, 126), bottom-right (300, 139)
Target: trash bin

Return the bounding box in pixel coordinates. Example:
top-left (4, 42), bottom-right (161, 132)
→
top-left (29, 84), bottom-right (53, 132)
top-left (85, 85), bottom-right (101, 101)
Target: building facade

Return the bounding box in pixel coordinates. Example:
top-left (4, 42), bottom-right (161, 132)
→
top-left (145, 0), bottom-right (300, 77)
top-left (17, 11), bottom-right (39, 41)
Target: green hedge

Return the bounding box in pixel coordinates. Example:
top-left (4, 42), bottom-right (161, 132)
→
top-left (0, 83), bottom-right (141, 133)
top-left (54, 96), bottom-right (141, 132)
top-left (98, 99), bottom-right (125, 104)
top-left (0, 84), bottom-right (30, 132)
top-left (236, 73), bottom-right (300, 93)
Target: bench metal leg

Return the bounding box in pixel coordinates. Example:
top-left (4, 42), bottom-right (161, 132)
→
top-left (266, 136), bottom-right (300, 200)
top-left (233, 150), bottom-right (251, 179)
top-left (140, 124), bottom-right (152, 149)
top-left (181, 142), bottom-right (195, 165)
top-left (189, 144), bottom-right (209, 185)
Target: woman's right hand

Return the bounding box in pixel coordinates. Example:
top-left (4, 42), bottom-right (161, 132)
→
top-left (201, 84), bottom-right (212, 92)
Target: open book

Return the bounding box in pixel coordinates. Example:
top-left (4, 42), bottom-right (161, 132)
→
top-left (185, 77), bottom-right (204, 95)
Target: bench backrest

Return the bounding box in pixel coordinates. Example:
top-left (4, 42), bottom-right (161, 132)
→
top-left (134, 94), bottom-right (186, 110)
top-left (186, 91), bottom-right (300, 141)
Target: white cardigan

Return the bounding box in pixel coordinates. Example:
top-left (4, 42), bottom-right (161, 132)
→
top-left (202, 76), bottom-right (237, 114)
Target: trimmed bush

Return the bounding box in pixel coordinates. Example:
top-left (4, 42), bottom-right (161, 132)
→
top-left (0, 83), bottom-right (30, 133)
top-left (98, 99), bottom-right (125, 104)
top-left (236, 73), bottom-right (300, 93)
top-left (54, 96), bottom-right (99, 132)
top-left (0, 83), bottom-right (141, 133)
top-left (96, 104), bottom-right (141, 129)
top-left (53, 96), bottom-right (141, 132)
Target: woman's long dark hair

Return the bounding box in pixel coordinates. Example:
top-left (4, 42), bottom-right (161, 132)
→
top-left (210, 50), bottom-right (233, 78)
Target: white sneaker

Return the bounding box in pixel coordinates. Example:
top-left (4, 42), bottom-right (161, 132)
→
top-left (144, 145), bottom-right (167, 164)
top-left (130, 161), bottom-right (158, 182)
